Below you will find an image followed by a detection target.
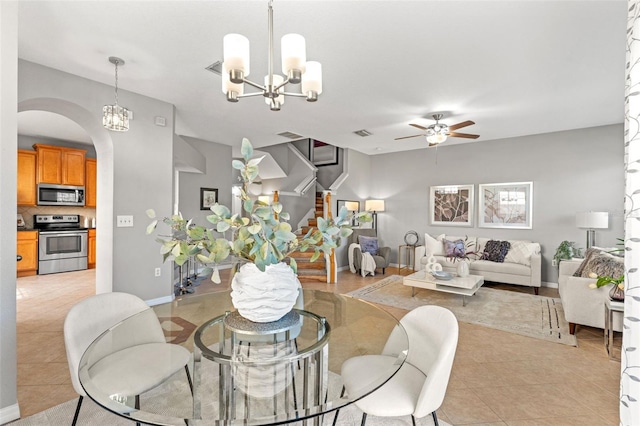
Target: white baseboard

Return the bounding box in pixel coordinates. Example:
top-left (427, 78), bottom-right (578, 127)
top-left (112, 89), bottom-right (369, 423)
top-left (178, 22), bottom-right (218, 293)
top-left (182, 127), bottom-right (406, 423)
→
top-left (541, 281), bottom-right (558, 289)
top-left (0, 403), bottom-right (20, 425)
top-left (146, 294), bottom-right (174, 306)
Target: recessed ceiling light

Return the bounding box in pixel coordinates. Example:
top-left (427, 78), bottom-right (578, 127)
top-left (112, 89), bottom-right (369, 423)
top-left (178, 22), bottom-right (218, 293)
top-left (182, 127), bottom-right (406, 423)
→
top-left (277, 131), bottom-right (304, 139)
top-left (205, 61), bottom-right (223, 75)
top-left (354, 129), bottom-right (372, 137)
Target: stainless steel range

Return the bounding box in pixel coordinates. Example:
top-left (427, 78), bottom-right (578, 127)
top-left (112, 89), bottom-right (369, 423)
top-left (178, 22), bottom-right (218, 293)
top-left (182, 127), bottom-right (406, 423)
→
top-left (34, 214), bottom-right (88, 275)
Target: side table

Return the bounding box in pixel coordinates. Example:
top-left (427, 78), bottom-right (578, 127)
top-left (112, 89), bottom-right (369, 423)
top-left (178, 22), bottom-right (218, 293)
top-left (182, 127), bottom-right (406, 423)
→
top-left (398, 245), bottom-right (421, 274)
top-left (604, 298), bottom-right (624, 361)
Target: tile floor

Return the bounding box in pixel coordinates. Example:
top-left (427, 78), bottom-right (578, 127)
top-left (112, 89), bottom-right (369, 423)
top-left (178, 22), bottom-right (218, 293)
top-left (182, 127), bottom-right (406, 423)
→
top-left (14, 268), bottom-right (621, 425)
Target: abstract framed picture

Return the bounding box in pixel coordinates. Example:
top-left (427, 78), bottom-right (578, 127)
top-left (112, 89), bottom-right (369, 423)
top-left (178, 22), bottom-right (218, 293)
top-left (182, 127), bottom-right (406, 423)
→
top-left (429, 184), bottom-right (474, 227)
top-left (478, 182), bottom-right (533, 229)
top-left (200, 187), bottom-right (218, 210)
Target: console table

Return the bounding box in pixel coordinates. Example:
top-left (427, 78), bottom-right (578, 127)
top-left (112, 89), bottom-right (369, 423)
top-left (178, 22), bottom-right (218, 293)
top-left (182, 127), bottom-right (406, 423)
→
top-left (604, 298), bottom-right (624, 361)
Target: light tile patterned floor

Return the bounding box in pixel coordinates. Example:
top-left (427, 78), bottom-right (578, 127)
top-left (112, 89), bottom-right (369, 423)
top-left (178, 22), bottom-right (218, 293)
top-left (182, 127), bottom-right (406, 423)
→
top-left (15, 268), bottom-right (621, 424)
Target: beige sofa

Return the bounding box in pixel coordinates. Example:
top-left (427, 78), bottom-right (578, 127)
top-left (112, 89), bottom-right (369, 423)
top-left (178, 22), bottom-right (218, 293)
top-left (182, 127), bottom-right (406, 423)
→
top-left (415, 234), bottom-right (542, 294)
top-left (558, 258), bottom-right (623, 334)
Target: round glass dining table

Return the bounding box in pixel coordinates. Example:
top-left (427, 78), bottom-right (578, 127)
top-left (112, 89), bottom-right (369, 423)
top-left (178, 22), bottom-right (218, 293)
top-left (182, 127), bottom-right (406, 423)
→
top-left (78, 289), bottom-right (409, 425)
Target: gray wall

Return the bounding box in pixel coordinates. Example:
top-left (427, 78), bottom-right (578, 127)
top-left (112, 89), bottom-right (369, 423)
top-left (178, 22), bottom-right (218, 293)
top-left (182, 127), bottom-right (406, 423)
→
top-left (369, 124), bottom-right (624, 283)
top-left (178, 136), bottom-right (233, 227)
top-left (18, 60), bottom-right (177, 301)
top-left (0, 2), bottom-right (19, 421)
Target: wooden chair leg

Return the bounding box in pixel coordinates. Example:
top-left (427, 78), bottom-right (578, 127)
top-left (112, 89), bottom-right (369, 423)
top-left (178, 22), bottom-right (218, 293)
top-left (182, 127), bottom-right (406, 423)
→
top-left (71, 395), bottom-right (83, 426)
top-left (360, 413), bottom-right (367, 426)
top-left (534, 287), bottom-right (539, 295)
top-left (432, 411), bottom-right (439, 426)
top-left (569, 322), bottom-right (576, 335)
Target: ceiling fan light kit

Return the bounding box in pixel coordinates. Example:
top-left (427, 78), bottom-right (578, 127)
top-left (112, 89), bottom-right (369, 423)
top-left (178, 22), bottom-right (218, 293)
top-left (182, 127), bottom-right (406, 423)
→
top-left (396, 113), bottom-right (479, 146)
top-left (221, 0), bottom-right (322, 111)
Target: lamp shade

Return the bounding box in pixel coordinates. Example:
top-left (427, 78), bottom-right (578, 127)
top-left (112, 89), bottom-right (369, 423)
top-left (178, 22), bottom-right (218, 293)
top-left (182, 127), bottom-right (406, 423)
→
top-left (221, 62), bottom-right (244, 96)
top-left (281, 33), bottom-right (306, 74)
top-left (576, 211), bottom-right (609, 229)
top-left (365, 199), bottom-right (385, 212)
top-left (301, 61), bottom-right (322, 95)
top-left (223, 33), bottom-right (250, 75)
top-left (344, 201), bottom-right (359, 211)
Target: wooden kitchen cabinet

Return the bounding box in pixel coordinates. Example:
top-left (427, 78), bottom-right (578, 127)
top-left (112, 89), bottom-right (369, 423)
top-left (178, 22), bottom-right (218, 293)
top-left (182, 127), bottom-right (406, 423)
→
top-left (85, 158), bottom-right (97, 208)
top-left (88, 229), bottom-right (96, 269)
top-left (17, 150), bottom-right (37, 206)
top-left (17, 231), bottom-right (38, 277)
top-left (33, 144), bottom-right (86, 186)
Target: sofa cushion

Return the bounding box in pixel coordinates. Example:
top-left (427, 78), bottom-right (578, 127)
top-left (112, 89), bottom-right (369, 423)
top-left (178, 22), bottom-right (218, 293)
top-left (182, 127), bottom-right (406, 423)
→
top-left (481, 240), bottom-right (511, 262)
top-left (579, 252), bottom-right (624, 279)
top-left (424, 233), bottom-right (445, 256)
top-left (504, 241), bottom-right (540, 266)
top-left (471, 259), bottom-right (532, 276)
top-left (443, 238), bottom-right (466, 259)
top-left (358, 236), bottom-right (378, 255)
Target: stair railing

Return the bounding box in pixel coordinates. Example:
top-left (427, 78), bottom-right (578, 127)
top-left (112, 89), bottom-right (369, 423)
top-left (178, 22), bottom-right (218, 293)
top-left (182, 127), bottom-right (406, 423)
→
top-left (323, 191), bottom-right (337, 283)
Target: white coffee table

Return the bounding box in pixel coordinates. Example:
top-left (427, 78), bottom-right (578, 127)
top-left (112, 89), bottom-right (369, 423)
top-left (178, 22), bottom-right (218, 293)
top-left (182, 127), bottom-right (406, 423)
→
top-left (403, 269), bottom-right (484, 306)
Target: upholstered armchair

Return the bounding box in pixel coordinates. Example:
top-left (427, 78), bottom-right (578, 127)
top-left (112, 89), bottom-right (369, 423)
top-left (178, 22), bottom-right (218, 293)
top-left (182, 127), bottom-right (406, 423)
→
top-left (347, 229), bottom-right (391, 274)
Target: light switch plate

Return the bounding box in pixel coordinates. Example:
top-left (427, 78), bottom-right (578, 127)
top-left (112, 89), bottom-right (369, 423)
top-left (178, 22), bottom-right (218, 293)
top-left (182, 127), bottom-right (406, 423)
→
top-left (117, 215), bottom-right (134, 227)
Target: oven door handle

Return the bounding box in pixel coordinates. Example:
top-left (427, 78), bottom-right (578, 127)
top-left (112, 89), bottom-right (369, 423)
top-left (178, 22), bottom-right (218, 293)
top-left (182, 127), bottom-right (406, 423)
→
top-left (40, 232), bottom-right (86, 237)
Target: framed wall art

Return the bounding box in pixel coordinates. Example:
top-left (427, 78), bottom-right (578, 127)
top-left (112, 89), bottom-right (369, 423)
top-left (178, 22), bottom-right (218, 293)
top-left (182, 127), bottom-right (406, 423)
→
top-left (429, 184), bottom-right (474, 227)
top-left (310, 140), bottom-right (339, 166)
top-left (478, 181), bottom-right (533, 229)
top-left (200, 187), bottom-right (218, 210)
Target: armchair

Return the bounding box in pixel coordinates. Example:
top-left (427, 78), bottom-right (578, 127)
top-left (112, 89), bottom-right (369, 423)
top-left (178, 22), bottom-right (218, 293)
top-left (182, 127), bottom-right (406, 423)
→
top-left (347, 229), bottom-right (391, 274)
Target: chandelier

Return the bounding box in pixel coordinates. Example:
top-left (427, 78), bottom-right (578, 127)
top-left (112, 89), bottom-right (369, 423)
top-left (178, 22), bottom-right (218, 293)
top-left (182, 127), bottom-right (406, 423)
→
top-left (103, 56), bottom-right (130, 132)
top-left (425, 114), bottom-right (448, 144)
top-left (222, 0), bottom-right (322, 111)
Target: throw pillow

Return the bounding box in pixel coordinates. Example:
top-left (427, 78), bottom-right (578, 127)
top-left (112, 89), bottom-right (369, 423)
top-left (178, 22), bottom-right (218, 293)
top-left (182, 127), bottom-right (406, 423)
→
top-left (358, 236), bottom-right (379, 255)
top-left (573, 247), bottom-right (601, 277)
top-left (579, 252), bottom-right (624, 279)
top-left (504, 241), bottom-right (540, 266)
top-left (424, 233), bottom-right (445, 256)
top-left (481, 240), bottom-right (511, 262)
top-left (444, 239), bottom-right (466, 259)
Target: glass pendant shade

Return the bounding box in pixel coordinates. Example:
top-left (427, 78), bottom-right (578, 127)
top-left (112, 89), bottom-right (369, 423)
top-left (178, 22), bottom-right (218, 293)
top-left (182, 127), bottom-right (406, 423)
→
top-left (426, 133), bottom-right (447, 144)
top-left (264, 74), bottom-right (285, 106)
top-left (102, 104), bottom-right (129, 132)
top-left (223, 34), bottom-right (250, 76)
top-left (281, 34), bottom-right (306, 74)
top-left (301, 61), bottom-right (322, 97)
top-left (221, 62), bottom-right (244, 97)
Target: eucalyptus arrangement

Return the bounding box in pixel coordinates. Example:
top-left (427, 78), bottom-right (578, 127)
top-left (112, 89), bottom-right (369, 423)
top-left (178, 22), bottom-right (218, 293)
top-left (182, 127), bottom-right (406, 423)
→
top-left (147, 138), bottom-right (371, 284)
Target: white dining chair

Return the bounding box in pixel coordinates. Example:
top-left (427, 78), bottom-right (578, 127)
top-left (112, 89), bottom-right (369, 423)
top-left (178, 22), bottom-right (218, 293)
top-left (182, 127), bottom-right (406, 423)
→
top-left (337, 305), bottom-right (458, 425)
top-left (64, 292), bottom-right (192, 426)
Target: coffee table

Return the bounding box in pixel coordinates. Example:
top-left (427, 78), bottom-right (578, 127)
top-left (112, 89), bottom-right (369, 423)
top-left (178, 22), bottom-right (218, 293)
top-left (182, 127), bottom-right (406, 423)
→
top-left (403, 269), bottom-right (484, 306)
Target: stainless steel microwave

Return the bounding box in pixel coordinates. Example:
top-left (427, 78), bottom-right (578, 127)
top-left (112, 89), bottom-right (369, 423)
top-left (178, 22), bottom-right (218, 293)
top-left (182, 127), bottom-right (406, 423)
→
top-left (37, 184), bottom-right (85, 206)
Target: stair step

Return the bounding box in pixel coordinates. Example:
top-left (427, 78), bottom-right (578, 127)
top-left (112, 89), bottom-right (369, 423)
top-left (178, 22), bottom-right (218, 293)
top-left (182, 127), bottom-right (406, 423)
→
top-left (307, 218), bottom-right (317, 227)
top-left (289, 250), bottom-right (316, 258)
top-left (294, 261), bottom-right (325, 270)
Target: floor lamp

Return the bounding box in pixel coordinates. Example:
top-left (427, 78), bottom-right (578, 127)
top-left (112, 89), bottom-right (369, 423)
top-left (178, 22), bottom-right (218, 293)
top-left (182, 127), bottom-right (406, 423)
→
top-left (576, 211), bottom-right (609, 249)
top-left (365, 199), bottom-right (385, 231)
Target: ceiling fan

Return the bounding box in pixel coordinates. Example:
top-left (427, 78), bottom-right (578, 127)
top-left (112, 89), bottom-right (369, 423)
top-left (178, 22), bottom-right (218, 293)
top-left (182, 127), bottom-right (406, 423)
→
top-left (395, 113), bottom-right (479, 146)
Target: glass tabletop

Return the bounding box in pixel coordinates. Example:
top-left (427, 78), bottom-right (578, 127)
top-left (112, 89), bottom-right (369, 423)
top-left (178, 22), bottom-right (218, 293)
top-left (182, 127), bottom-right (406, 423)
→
top-left (78, 289), bottom-right (408, 425)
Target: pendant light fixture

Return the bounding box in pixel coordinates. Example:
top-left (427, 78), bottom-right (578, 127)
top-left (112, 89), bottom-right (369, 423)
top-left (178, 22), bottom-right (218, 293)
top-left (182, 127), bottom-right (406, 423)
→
top-left (103, 56), bottom-right (130, 132)
top-left (222, 0), bottom-right (322, 111)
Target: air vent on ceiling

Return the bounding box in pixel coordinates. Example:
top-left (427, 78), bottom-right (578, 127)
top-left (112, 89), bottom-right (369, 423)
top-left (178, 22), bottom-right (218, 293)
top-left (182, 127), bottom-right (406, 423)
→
top-left (354, 129), bottom-right (372, 137)
top-left (277, 131), bottom-right (304, 139)
top-left (205, 61), bottom-right (223, 75)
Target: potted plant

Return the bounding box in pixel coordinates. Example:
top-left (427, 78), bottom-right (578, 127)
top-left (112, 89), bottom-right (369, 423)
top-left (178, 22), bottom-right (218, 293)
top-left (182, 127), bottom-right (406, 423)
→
top-left (553, 240), bottom-right (578, 266)
top-left (147, 138), bottom-right (370, 322)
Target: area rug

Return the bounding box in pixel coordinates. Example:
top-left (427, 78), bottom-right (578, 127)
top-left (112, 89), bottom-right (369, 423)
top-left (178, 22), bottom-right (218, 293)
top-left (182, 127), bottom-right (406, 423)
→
top-left (346, 275), bottom-right (577, 346)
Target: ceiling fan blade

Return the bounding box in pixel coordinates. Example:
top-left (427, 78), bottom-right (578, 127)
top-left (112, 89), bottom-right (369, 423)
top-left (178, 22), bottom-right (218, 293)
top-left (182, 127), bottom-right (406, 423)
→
top-left (409, 123), bottom-right (428, 131)
top-left (448, 132), bottom-right (480, 139)
top-left (428, 143), bottom-right (439, 147)
top-left (395, 134), bottom-right (425, 140)
top-left (448, 120), bottom-right (475, 131)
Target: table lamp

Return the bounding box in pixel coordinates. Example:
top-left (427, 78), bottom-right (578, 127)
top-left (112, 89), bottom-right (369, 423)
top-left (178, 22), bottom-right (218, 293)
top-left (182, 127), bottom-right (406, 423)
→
top-left (576, 211), bottom-right (609, 249)
top-left (365, 199), bottom-right (385, 231)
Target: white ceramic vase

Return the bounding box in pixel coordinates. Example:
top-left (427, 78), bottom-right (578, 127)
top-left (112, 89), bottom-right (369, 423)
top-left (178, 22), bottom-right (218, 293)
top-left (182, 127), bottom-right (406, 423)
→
top-left (456, 260), bottom-right (470, 278)
top-left (230, 262), bottom-right (301, 323)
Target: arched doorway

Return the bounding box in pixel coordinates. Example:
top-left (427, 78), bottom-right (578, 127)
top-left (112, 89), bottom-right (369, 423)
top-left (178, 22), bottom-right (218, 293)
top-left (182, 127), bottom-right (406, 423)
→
top-left (18, 98), bottom-right (114, 293)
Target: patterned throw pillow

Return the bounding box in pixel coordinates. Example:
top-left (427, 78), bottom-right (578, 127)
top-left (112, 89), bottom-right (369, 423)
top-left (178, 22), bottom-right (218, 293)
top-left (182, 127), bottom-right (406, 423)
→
top-left (573, 247), bottom-right (601, 277)
top-left (579, 252), bottom-right (624, 278)
top-left (358, 236), bottom-right (379, 255)
top-left (444, 239), bottom-right (466, 258)
top-left (504, 241), bottom-right (540, 266)
top-left (481, 240), bottom-right (511, 262)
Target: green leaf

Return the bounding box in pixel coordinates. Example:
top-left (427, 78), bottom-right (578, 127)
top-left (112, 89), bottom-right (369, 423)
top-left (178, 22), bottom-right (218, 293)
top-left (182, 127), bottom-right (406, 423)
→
top-left (275, 229), bottom-right (297, 242)
top-left (310, 250), bottom-right (321, 262)
top-left (146, 209), bottom-right (156, 219)
top-left (241, 138), bottom-right (253, 161)
top-left (248, 224), bottom-right (261, 234)
top-left (211, 204), bottom-right (230, 217)
top-left (247, 156), bottom-right (264, 167)
top-left (217, 221), bottom-right (230, 233)
top-left (244, 199), bottom-right (254, 213)
top-left (174, 254), bottom-right (188, 266)
top-left (146, 220), bottom-right (158, 235)
top-left (272, 202), bottom-right (283, 214)
top-left (280, 212), bottom-right (290, 221)
top-left (211, 267), bottom-right (221, 284)
top-left (289, 257), bottom-right (297, 274)
top-left (232, 159), bottom-right (245, 170)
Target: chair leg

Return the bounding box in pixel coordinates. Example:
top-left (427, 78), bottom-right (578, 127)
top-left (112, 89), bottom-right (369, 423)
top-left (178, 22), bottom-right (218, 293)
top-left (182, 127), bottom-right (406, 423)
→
top-left (382, 268), bottom-right (385, 274)
top-left (360, 413), bottom-right (367, 426)
top-left (431, 411), bottom-right (439, 426)
top-left (411, 414), bottom-right (417, 426)
top-left (534, 287), bottom-right (539, 295)
top-left (331, 386), bottom-right (346, 426)
top-left (135, 395), bottom-right (140, 426)
top-left (71, 396), bottom-right (83, 426)
top-left (185, 365), bottom-right (193, 395)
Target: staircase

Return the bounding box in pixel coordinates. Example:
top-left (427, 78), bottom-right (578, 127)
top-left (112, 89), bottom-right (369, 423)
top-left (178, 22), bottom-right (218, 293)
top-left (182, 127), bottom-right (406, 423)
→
top-left (290, 192), bottom-right (327, 283)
